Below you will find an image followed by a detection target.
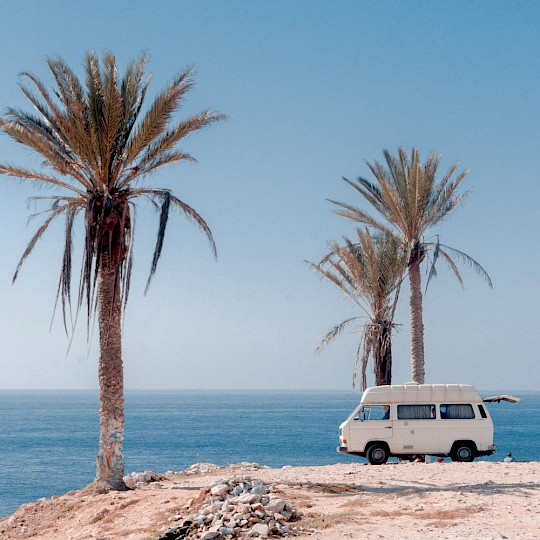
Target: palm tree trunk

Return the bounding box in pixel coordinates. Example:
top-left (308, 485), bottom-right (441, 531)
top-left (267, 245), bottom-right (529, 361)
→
top-left (374, 324), bottom-right (392, 386)
top-left (408, 260), bottom-right (425, 384)
top-left (94, 258), bottom-right (126, 493)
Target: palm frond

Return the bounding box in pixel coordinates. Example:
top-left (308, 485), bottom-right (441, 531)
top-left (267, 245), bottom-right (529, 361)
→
top-left (52, 203), bottom-right (79, 334)
top-left (315, 317), bottom-right (359, 354)
top-left (169, 193), bottom-right (217, 257)
top-left (119, 150), bottom-right (195, 188)
top-left (425, 237), bottom-right (441, 293)
top-left (436, 243), bottom-right (493, 288)
top-left (436, 248), bottom-right (463, 287)
top-left (13, 204), bottom-right (68, 282)
top-left (144, 190), bottom-right (171, 294)
top-left (139, 188), bottom-right (217, 294)
top-left (329, 199), bottom-right (392, 233)
top-left (0, 164), bottom-right (87, 196)
top-left (124, 67), bottom-right (195, 165)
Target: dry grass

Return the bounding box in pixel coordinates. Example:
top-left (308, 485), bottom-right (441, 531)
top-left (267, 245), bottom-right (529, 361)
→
top-left (425, 520), bottom-right (459, 528)
top-left (371, 506), bottom-right (484, 521)
top-left (306, 483), bottom-right (362, 494)
top-left (297, 504), bottom-right (484, 534)
top-left (297, 511), bottom-right (356, 530)
top-left (117, 499), bottom-right (142, 511)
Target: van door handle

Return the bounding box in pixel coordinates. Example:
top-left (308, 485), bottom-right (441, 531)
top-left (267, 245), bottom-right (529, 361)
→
top-left (385, 426), bottom-right (392, 429)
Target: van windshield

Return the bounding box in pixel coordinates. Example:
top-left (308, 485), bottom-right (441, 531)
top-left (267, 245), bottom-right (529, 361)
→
top-left (354, 405), bottom-right (390, 421)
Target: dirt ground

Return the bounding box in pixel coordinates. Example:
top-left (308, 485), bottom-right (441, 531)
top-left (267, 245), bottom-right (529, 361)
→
top-left (1, 461), bottom-right (538, 540)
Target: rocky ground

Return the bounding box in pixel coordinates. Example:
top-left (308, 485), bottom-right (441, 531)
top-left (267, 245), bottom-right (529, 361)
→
top-left (1, 461), bottom-right (538, 540)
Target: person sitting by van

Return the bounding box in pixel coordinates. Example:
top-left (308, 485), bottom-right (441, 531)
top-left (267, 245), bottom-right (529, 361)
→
top-left (503, 453), bottom-right (514, 462)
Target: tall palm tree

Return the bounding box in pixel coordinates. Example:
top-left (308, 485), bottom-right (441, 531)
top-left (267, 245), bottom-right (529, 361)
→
top-left (310, 229), bottom-right (406, 390)
top-left (0, 52), bottom-right (224, 492)
top-left (331, 148), bottom-right (491, 384)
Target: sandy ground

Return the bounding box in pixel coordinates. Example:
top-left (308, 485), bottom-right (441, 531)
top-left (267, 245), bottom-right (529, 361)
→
top-left (0, 461), bottom-right (538, 540)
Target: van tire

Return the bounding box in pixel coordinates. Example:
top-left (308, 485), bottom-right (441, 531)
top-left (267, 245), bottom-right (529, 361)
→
top-left (366, 443), bottom-right (389, 465)
top-left (450, 442), bottom-right (476, 462)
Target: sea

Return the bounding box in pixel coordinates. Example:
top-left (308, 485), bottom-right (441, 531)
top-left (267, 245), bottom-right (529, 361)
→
top-left (0, 389), bottom-right (538, 518)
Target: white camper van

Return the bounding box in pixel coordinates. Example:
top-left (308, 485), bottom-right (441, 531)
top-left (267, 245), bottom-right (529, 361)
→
top-left (338, 384), bottom-right (501, 464)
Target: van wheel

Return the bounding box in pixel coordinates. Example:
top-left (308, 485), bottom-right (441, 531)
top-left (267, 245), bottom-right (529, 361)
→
top-left (366, 443), bottom-right (388, 465)
top-left (451, 442), bottom-right (475, 462)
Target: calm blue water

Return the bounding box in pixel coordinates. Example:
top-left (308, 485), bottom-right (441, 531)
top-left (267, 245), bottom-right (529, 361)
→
top-left (0, 389), bottom-right (538, 518)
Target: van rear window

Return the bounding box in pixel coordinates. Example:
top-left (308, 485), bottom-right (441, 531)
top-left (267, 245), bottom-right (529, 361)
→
top-left (397, 404), bottom-right (435, 419)
top-left (440, 404), bottom-right (475, 419)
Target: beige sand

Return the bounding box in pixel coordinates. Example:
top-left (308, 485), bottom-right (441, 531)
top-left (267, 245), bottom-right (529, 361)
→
top-left (1, 462), bottom-right (538, 540)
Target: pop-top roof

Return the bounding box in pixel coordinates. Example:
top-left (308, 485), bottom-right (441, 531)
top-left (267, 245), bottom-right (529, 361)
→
top-left (361, 384), bottom-right (482, 404)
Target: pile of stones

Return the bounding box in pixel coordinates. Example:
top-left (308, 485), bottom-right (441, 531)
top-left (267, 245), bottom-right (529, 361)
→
top-left (161, 477), bottom-right (301, 539)
top-left (124, 470), bottom-right (166, 488)
top-left (178, 463), bottom-right (271, 477)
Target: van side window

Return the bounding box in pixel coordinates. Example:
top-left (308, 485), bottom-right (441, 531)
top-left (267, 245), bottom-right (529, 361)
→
top-left (397, 404), bottom-right (435, 419)
top-left (440, 404), bottom-right (475, 419)
top-left (478, 405), bottom-right (487, 419)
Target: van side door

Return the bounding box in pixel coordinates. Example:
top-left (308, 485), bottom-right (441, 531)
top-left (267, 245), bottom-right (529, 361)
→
top-left (392, 403), bottom-right (437, 455)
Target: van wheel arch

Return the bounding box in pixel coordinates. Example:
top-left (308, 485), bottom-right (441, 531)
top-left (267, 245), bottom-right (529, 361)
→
top-left (450, 441), bottom-right (477, 462)
top-left (365, 442), bottom-right (390, 465)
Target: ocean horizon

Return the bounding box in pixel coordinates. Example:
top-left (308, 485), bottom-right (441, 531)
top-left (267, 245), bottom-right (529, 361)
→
top-left (1, 389), bottom-right (538, 518)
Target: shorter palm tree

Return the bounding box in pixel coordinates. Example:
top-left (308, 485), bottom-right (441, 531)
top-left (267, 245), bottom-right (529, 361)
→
top-left (310, 229), bottom-right (406, 390)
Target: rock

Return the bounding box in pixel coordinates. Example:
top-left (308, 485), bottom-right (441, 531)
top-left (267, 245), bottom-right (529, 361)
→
top-left (158, 520), bottom-right (192, 540)
top-left (280, 510), bottom-right (293, 520)
top-left (182, 463), bottom-right (223, 476)
top-left (211, 484), bottom-right (230, 497)
top-left (201, 532), bottom-right (220, 540)
top-left (250, 522), bottom-right (270, 537)
top-left (266, 498), bottom-right (285, 513)
top-left (237, 493), bottom-right (260, 504)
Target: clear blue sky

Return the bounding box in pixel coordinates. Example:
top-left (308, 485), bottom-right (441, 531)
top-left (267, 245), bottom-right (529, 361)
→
top-left (0, 0), bottom-right (538, 391)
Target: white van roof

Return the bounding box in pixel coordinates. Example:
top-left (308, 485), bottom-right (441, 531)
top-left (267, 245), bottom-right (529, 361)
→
top-left (361, 384), bottom-right (482, 404)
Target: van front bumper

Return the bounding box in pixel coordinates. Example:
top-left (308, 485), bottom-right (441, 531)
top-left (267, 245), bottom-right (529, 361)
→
top-left (336, 446), bottom-right (365, 457)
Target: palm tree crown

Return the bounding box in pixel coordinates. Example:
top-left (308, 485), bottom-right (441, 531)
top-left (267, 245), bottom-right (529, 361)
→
top-left (310, 229), bottom-right (406, 390)
top-left (1, 52), bottom-right (223, 323)
top-left (331, 148), bottom-right (491, 384)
